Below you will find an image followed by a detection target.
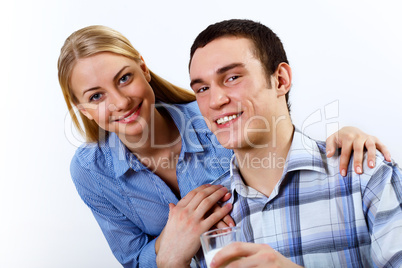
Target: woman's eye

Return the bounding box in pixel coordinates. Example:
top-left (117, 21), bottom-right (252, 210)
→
top-left (119, 73), bottom-right (132, 84)
top-left (89, 93), bottom-right (102, 102)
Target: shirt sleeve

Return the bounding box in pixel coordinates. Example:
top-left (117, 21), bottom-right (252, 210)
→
top-left (70, 156), bottom-right (158, 268)
top-left (364, 160), bottom-right (402, 267)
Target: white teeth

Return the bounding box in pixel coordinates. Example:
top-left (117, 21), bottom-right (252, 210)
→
top-left (216, 113), bottom-right (240, 125)
top-left (123, 110), bottom-right (136, 120)
top-left (118, 109), bottom-right (137, 121)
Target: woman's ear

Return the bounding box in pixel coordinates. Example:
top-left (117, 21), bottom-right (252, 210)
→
top-left (140, 56), bottom-right (151, 82)
top-left (275, 63), bottom-right (292, 97)
top-left (76, 103), bottom-right (94, 120)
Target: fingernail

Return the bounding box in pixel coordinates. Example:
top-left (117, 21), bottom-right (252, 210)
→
top-left (356, 166), bottom-right (362, 174)
top-left (341, 169), bottom-right (346, 177)
top-left (369, 161), bottom-right (374, 168)
top-left (326, 150), bottom-right (331, 157)
top-left (386, 155), bottom-right (392, 162)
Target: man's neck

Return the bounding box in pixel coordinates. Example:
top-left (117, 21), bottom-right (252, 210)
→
top-left (234, 122), bottom-right (294, 197)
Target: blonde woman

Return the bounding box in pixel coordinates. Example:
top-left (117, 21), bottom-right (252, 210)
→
top-left (58, 25), bottom-right (390, 267)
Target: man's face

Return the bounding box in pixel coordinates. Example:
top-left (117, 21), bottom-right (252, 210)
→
top-left (190, 36), bottom-right (282, 150)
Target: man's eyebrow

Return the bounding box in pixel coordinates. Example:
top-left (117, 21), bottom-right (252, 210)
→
top-left (190, 78), bottom-right (203, 88)
top-left (216, 63), bottom-right (245, 75)
top-left (190, 63), bottom-right (245, 88)
top-left (82, 66), bottom-right (129, 96)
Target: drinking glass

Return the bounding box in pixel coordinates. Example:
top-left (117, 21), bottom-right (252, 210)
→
top-left (200, 226), bottom-right (241, 268)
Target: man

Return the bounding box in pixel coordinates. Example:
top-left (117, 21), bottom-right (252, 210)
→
top-left (187, 19), bottom-right (402, 267)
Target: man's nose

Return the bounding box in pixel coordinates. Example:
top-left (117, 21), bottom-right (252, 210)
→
top-left (209, 84), bottom-right (230, 109)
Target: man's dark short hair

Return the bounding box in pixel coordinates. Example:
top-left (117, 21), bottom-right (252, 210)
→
top-left (189, 19), bottom-right (291, 112)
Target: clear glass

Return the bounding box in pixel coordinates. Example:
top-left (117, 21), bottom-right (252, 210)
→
top-left (200, 226), bottom-right (241, 268)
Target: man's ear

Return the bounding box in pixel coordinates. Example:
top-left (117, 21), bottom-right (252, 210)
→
top-left (76, 103), bottom-right (94, 120)
top-left (274, 63), bottom-right (292, 97)
top-left (140, 56), bottom-right (151, 82)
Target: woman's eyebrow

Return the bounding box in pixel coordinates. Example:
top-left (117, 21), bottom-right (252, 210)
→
top-left (82, 66), bottom-right (130, 96)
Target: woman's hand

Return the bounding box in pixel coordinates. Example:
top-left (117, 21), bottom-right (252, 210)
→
top-left (326, 126), bottom-right (391, 176)
top-left (210, 242), bottom-right (303, 268)
top-left (156, 184), bottom-right (233, 268)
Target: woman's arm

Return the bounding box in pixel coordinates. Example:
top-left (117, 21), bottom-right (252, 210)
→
top-left (71, 158), bottom-right (158, 268)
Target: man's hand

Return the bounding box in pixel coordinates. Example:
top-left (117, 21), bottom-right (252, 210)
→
top-left (210, 242), bottom-right (303, 268)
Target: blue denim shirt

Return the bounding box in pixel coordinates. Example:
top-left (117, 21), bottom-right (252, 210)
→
top-left (70, 101), bottom-right (233, 267)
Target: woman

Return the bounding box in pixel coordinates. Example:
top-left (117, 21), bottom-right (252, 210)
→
top-left (58, 25), bottom-right (390, 267)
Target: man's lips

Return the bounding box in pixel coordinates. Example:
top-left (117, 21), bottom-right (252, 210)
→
top-left (215, 112), bottom-right (243, 125)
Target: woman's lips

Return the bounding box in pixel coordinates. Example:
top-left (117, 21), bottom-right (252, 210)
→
top-left (115, 104), bottom-right (142, 124)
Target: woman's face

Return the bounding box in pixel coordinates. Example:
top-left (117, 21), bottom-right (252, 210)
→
top-left (70, 52), bottom-right (156, 141)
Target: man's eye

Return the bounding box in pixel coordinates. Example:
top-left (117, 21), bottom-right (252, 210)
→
top-left (89, 93), bottom-right (102, 102)
top-left (197, 87), bottom-right (209, 93)
top-left (119, 74), bottom-right (132, 84)
top-left (227, 76), bottom-right (239, 82)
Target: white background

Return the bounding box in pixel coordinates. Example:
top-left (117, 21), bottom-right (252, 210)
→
top-left (1, 0), bottom-right (401, 267)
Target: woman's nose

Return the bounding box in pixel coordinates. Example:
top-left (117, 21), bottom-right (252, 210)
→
top-left (109, 90), bottom-right (130, 112)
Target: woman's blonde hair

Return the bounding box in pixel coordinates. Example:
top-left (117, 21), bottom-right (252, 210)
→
top-left (58, 25), bottom-right (195, 143)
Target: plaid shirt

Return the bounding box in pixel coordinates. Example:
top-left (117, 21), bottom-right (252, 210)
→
top-left (207, 129), bottom-right (402, 268)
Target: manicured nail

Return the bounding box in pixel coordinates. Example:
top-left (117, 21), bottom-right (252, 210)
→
top-left (341, 169), bottom-right (346, 177)
top-left (386, 154), bottom-right (392, 162)
top-left (369, 161), bottom-right (375, 168)
top-left (356, 166), bottom-right (362, 174)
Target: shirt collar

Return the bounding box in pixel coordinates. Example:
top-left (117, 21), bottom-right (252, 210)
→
top-left (107, 132), bottom-right (133, 177)
top-left (229, 155), bottom-right (266, 199)
top-left (283, 127), bottom-right (327, 175)
top-left (227, 127), bottom-right (327, 199)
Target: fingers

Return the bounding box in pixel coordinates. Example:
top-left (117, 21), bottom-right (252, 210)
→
top-left (174, 184), bottom-right (232, 230)
top-left (211, 242), bottom-right (248, 268)
top-left (211, 242), bottom-right (275, 268)
top-left (215, 214), bottom-right (235, 229)
top-left (338, 138), bottom-right (352, 177)
top-left (374, 140), bottom-right (392, 162)
top-left (325, 132), bottom-right (339, 158)
top-left (179, 184), bottom-right (211, 207)
top-left (364, 137), bottom-right (377, 169)
top-left (220, 192), bottom-right (232, 203)
top-left (352, 138), bottom-right (365, 175)
top-left (202, 203), bottom-right (233, 229)
top-left (187, 185), bottom-right (228, 212)
top-left (222, 214), bottom-right (235, 227)
top-left (333, 127), bottom-right (392, 175)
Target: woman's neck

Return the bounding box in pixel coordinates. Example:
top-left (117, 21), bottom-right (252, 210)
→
top-left (119, 106), bottom-right (181, 158)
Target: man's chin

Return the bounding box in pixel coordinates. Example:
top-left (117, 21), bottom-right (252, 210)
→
top-left (215, 137), bottom-right (243, 150)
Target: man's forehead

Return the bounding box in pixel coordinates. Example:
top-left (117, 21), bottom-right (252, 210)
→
top-left (190, 37), bottom-right (255, 72)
